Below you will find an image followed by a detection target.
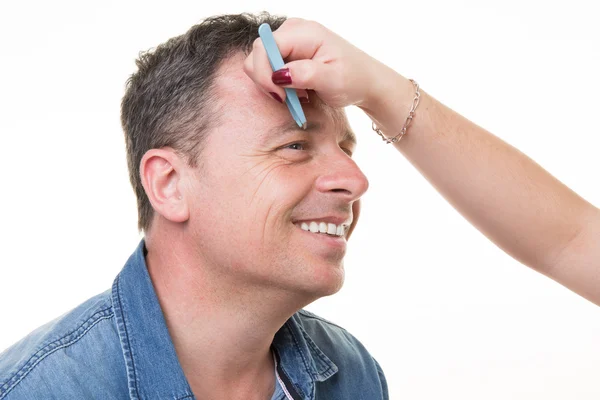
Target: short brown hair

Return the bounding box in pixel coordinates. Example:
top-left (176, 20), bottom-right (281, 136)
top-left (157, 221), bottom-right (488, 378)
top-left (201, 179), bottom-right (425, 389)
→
top-left (121, 12), bottom-right (287, 232)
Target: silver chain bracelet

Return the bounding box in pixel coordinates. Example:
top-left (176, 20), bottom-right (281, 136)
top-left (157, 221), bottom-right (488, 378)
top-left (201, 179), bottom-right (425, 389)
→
top-left (372, 79), bottom-right (420, 144)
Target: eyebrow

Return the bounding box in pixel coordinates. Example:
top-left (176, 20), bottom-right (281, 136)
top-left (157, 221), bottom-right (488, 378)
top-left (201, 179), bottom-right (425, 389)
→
top-left (264, 120), bottom-right (357, 146)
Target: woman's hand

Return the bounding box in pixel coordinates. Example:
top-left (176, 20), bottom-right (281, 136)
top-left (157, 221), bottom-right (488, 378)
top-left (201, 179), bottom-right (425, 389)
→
top-left (243, 17), bottom-right (386, 109)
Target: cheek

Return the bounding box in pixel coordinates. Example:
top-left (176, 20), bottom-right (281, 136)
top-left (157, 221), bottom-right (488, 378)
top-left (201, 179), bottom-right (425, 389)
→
top-left (243, 163), bottom-right (312, 239)
top-left (240, 160), bottom-right (310, 204)
top-left (191, 156), bottom-right (314, 246)
top-left (185, 162), bottom-right (246, 239)
top-left (248, 174), bottom-right (303, 226)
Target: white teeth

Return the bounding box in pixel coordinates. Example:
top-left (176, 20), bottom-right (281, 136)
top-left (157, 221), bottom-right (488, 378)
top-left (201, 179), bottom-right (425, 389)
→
top-left (309, 222), bottom-right (319, 233)
top-left (327, 223), bottom-right (336, 234)
top-left (297, 221), bottom-right (347, 237)
top-left (319, 222), bottom-right (327, 233)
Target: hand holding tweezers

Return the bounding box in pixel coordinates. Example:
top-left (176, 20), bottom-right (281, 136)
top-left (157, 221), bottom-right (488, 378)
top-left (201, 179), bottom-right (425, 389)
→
top-left (258, 23), bottom-right (307, 129)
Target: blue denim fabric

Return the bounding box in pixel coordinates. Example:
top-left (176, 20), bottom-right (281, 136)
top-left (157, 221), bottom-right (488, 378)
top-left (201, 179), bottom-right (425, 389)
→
top-left (0, 240), bottom-right (388, 400)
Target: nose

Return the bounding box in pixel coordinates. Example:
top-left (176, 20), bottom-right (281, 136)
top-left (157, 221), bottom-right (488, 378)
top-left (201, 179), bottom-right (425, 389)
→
top-left (314, 151), bottom-right (369, 202)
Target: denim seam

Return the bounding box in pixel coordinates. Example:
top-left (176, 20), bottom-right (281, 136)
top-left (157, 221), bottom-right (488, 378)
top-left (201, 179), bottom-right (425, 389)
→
top-left (302, 334), bottom-right (334, 377)
top-left (284, 323), bottom-right (312, 398)
top-left (0, 308), bottom-right (114, 399)
top-left (174, 395), bottom-right (194, 400)
top-left (113, 275), bottom-right (141, 400)
top-left (296, 312), bottom-right (338, 377)
top-left (297, 310), bottom-right (347, 332)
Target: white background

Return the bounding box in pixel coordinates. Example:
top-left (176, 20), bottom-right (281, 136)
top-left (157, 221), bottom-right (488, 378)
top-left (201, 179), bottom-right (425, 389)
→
top-left (1, 1), bottom-right (599, 398)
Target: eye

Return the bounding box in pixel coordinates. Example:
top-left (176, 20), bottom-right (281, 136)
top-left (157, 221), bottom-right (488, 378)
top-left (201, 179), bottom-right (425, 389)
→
top-left (282, 142), bottom-right (307, 151)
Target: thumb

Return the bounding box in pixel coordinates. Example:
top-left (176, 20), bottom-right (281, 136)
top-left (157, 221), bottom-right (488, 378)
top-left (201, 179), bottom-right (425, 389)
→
top-left (273, 59), bottom-right (340, 93)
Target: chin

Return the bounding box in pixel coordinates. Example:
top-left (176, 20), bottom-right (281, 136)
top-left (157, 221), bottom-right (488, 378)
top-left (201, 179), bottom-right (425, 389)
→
top-left (316, 280), bottom-right (344, 298)
top-left (301, 261), bottom-right (346, 299)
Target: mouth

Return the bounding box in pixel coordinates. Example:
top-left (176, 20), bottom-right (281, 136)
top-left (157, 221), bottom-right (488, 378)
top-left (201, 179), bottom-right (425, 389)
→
top-left (295, 221), bottom-right (349, 237)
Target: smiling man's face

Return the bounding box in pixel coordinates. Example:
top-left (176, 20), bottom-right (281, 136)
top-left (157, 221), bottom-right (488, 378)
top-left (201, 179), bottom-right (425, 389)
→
top-left (183, 53), bottom-right (369, 298)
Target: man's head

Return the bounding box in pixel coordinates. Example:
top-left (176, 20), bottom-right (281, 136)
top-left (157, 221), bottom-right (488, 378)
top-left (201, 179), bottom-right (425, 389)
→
top-left (122, 12), bottom-right (288, 233)
top-left (121, 13), bottom-right (369, 298)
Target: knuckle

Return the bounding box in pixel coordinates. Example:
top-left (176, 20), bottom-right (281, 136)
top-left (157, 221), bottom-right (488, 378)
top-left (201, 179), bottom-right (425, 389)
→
top-left (285, 17), bottom-right (305, 25)
top-left (283, 17), bottom-right (323, 32)
top-left (308, 20), bottom-right (323, 29)
top-left (305, 20), bottom-right (324, 32)
top-left (303, 63), bottom-right (316, 83)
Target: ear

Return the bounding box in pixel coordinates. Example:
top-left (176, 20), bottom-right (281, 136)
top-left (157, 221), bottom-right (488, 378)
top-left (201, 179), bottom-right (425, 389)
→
top-left (139, 148), bottom-right (190, 225)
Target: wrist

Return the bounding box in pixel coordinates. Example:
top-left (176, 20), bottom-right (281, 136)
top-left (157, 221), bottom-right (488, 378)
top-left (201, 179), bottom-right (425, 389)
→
top-left (357, 63), bottom-right (418, 142)
top-left (358, 60), bottom-right (412, 113)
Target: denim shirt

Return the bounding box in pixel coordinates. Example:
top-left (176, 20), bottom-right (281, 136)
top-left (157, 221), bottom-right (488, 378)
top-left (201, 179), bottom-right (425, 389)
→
top-left (0, 240), bottom-right (388, 400)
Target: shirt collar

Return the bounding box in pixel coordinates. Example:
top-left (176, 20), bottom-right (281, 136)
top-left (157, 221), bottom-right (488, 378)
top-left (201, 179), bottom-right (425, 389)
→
top-left (111, 239), bottom-right (338, 400)
top-left (272, 315), bottom-right (339, 399)
top-left (111, 239), bottom-right (194, 400)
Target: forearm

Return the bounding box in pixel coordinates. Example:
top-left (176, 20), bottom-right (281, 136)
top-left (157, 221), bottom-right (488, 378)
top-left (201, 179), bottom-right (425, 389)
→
top-left (359, 65), bottom-right (600, 303)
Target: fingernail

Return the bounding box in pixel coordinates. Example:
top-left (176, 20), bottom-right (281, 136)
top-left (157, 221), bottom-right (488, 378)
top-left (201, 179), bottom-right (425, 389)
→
top-left (299, 96), bottom-right (310, 104)
top-left (269, 92), bottom-right (283, 103)
top-left (272, 68), bottom-right (292, 85)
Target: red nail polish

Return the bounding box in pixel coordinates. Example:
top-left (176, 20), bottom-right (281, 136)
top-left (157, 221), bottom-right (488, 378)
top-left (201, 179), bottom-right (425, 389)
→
top-left (272, 68), bottom-right (292, 85)
top-left (269, 92), bottom-right (283, 103)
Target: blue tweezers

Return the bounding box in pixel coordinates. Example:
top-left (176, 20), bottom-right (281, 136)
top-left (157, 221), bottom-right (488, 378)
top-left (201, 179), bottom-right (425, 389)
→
top-left (258, 23), bottom-right (307, 129)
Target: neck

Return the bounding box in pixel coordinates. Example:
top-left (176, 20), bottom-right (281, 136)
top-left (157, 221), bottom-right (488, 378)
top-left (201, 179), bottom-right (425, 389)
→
top-left (144, 227), bottom-right (310, 399)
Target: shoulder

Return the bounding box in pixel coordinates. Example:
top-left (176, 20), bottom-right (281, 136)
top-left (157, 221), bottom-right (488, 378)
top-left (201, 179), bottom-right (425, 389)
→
top-left (0, 289), bottom-right (128, 399)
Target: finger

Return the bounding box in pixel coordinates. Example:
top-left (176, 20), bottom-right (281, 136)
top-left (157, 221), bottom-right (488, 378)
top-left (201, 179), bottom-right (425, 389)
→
top-left (243, 18), bottom-right (325, 104)
top-left (246, 37), bottom-right (287, 103)
top-left (272, 59), bottom-right (339, 94)
top-left (296, 89), bottom-right (310, 103)
top-left (243, 51), bottom-right (272, 101)
top-left (271, 18), bottom-right (326, 62)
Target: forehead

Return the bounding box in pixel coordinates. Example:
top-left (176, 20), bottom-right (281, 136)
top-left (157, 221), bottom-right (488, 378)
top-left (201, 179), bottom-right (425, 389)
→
top-left (211, 53), bottom-right (356, 145)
